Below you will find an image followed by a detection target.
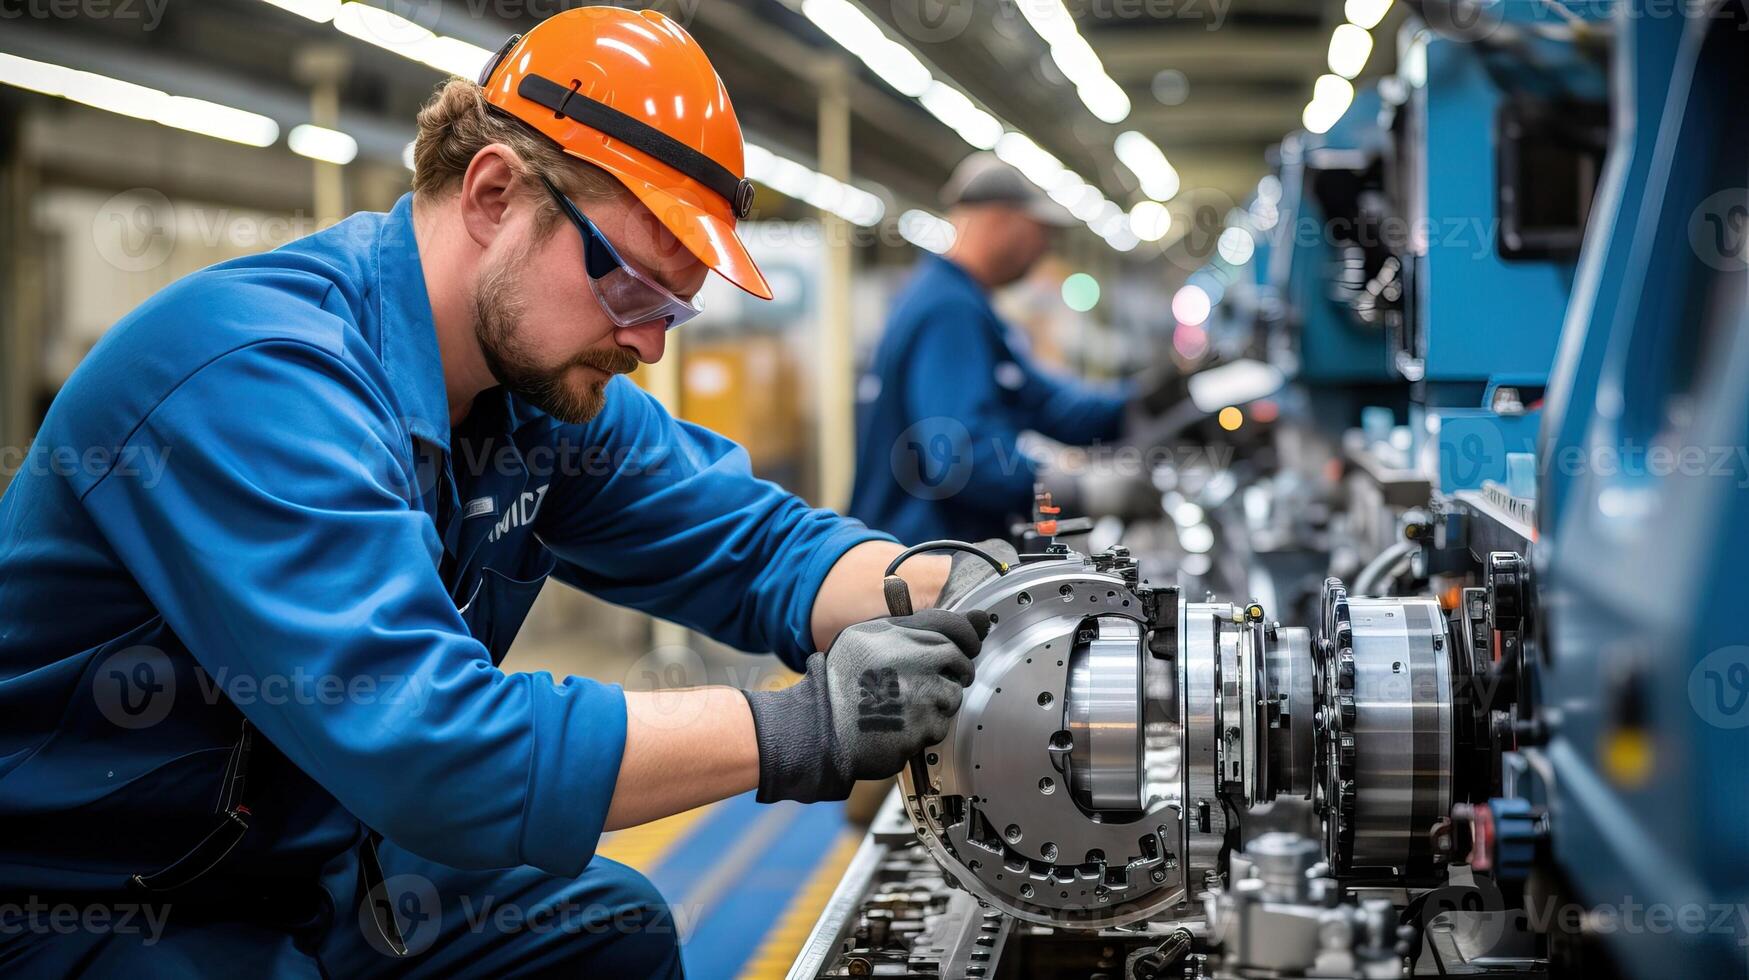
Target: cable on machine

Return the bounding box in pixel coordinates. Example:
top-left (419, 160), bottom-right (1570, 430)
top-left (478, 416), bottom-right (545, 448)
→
top-left (880, 539), bottom-right (1011, 616)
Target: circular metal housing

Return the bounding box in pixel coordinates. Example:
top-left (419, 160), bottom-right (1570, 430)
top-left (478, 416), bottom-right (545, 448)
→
top-left (1315, 578), bottom-right (1454, 876)
top-left (902, 554), bottom-right (1186, 928)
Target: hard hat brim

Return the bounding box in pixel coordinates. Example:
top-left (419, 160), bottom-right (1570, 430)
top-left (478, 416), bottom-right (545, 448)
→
top-left (577, 150), bottom-right (775, 302)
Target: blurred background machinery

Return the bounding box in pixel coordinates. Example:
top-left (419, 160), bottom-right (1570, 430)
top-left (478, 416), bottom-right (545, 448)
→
top-left (793, 2), bottom-right (1749, 977)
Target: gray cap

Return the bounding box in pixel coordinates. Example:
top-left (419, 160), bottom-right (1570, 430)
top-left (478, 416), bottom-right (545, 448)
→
top-left (940, 152), bottom-right (1078, 227)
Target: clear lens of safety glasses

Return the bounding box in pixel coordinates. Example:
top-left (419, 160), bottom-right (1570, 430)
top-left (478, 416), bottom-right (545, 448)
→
top-left (541, 177), bottom-right (703, 331)
top-left (587, 263), bottom-right (702, 331)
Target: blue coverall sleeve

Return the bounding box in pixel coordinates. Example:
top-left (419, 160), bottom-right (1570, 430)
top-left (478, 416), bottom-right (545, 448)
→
top-left (1009, 349), bottom-right (1132, 447)
top-left (541, 377), bottom-right (892, 670)
top-left (902, 303), bottom-right (1047, 514)
top-left (79, 339), bottom-right (625, 878)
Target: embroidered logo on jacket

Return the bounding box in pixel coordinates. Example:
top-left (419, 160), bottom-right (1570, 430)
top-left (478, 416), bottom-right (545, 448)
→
top-left (487, 484), bottom-right (549, 543)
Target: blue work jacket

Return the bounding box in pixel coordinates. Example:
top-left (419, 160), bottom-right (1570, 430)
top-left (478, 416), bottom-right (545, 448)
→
top-left (0, 195), bottom-right (887, 896)
top-left (848, 254), bottom-right (1130, 543)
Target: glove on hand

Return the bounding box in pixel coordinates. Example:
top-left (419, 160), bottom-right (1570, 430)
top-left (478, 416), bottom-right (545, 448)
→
top-left (934, 539), bottom-right (1019, 610)
top-left (742, 608), bottom-right (989, 804)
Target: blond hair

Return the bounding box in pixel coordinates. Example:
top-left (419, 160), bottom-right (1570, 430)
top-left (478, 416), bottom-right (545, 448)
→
top-left (411, 77), bottom-right (621, 231)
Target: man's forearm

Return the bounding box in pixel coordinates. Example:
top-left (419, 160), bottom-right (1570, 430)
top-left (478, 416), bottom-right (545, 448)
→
top-left (809, 540), bottom-right (950, 651)
top-left (603, 686), bottom-right (761, 831)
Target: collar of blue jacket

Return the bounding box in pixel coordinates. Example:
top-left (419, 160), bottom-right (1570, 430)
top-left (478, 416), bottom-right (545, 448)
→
top-left (371, 194), bottom-right (452, 451)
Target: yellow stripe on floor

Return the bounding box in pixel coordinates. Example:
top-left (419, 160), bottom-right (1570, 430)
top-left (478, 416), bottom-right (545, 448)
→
top-left (594, 803), bottom-right (714, 870)
top-left (736, 829), bottom-right (864, 980)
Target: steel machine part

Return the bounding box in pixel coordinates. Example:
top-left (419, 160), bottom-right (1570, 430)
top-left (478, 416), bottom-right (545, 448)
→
top-left (1314, 579), bottom-right (1456, 878)
top-left (902, 547), bottom-right (1481, 934)
top-left (900, 548), bottom-right (1189, 928)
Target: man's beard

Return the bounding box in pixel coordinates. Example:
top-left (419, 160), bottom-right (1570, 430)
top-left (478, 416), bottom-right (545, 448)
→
top-left (473, 248), bottom-right (640, 425)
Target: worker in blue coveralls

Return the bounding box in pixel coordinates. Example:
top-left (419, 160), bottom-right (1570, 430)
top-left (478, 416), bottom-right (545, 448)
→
top-left (0, 9), bottom-right (1002, 977)
top-left (850, 153), bottom-right (1178, 545)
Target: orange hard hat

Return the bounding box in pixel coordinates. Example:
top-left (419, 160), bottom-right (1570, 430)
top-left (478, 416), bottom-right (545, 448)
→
top-left (479, 7), bottom-right (772, 301)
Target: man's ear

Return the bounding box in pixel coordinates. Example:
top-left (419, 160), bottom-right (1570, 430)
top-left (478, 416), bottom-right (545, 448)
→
top-left (458, 144), bottom-right (527, 250)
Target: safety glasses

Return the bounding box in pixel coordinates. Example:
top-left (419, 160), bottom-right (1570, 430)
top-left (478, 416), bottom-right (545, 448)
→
top-left (539, 176), bottom-right (703, 331)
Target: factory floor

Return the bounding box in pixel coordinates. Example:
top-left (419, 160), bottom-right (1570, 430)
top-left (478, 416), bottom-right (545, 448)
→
top-left (505, 588), bottom-right (856, 978)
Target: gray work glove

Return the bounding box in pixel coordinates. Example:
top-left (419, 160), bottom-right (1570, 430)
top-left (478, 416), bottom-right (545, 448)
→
top-left (742, 608), bottom-right (990, 804)
top-left (934, 538), bottom-right (1019, 610)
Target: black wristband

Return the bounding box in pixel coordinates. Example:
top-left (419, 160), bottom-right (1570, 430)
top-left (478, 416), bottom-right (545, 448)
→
top-left (741, 656), bottom-right (854, 804)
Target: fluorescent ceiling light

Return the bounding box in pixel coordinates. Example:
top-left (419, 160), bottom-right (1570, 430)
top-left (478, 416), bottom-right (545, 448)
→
top-left (289, 123), bottom-right (359, 164)
top-left (919, 81), bottom-right (1002, 150)
top-left (1328, 23), bottom-right (1374, 80)
top-left (1128, 200), bottom-right (1172, 242)
top-left (1011, 0), bottom-right (1130, 123)
top-left (801, 0), bottom-right (930, 97)
top-left (1302, 73), bottom-right (1355, 135)
top-left (331, 2), bottom-right (491, 79)
top-left (1344, 0), bottom-right (1394, 30)
top-left (898, 209), bottom-right (955, 254)
top-left (0, 52), bottom-right (279, 147)
top-left (744, 141), bottom-right (887, 227)
top-left (260, 0), bottom-right (340, 22)
top-left (1217, 225), bottom-right (1255, 265)
top-left (783, 0), bottom-right (1134, 251)
top-left (1113, 131), bottom-right (1180, 202)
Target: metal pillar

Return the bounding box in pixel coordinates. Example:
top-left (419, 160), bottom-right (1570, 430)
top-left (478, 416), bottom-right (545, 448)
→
top-left (816, 56), bottom-right (855, 511)
top-left (0, 120), bottom-right (43, 490)
top-left (294, 46), bottom-right (350, 226)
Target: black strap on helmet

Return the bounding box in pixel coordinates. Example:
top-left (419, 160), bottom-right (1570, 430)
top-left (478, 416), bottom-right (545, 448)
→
top-left (516, 73), bottom-right (756, 219)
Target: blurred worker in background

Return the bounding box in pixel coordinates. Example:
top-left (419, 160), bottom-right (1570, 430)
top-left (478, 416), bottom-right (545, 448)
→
top-left (0, 8), bottom-right (1001, 977)
top-left (850, 153), bottom-right (1175, 546)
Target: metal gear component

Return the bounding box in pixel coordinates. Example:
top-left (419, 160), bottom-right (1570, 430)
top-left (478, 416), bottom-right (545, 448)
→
top-left (1314, 577), bottom-right (1455, 877)
top-left (1066, 618), bottom-right (1145, 811)
top-left (903, 550), bottom-right (1188, 928)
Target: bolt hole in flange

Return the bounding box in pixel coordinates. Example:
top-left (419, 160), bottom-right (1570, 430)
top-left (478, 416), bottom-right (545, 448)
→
top-left (1038, 691), bottom-right (1053, 708)
top-left (1005, 824), bottom-right (1023, 844)
top-left (1039, 777), bottom-right (1056, 795)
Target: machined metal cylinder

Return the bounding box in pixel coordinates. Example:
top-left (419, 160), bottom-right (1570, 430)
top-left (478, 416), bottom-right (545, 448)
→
top-left (1066, 618), bottom-right (1145, 811)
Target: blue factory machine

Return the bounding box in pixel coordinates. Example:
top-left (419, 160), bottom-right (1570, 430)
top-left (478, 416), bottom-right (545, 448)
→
top-left (792, 3), bottom-right (1746, 976)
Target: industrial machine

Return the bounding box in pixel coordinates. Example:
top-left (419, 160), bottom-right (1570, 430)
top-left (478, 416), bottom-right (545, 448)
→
top-left (789, 2), bottom-right (1748, 977)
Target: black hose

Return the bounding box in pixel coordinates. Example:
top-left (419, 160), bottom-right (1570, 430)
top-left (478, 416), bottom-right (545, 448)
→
top-left (883, 539), bottom-right (1012, 579)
